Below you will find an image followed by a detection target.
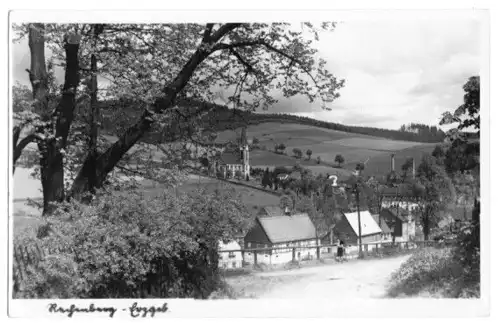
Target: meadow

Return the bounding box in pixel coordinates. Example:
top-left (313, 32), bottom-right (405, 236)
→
top-left (217, 122), bottom-right (437, 177)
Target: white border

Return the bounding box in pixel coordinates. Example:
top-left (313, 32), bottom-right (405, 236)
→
top-left (3, 3), bottom-right (493, 321)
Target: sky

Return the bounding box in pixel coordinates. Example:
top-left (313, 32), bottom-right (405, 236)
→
top-left (11, 18), bottom-right (482, 130)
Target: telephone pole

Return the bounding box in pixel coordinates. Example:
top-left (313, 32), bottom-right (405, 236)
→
top-left (355, 184), bottom-right (363, 257)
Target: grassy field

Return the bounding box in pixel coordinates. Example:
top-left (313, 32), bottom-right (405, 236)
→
top-left (360, 144), bottom-right (436, 177)
top-left (142, 175), bottom-right (280, 216)
top-left (216, 122), bottom-right (435, 177)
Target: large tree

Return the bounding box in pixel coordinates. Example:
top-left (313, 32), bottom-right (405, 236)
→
top-left (440, 76), bottom-right (480, 176)
top-left (413, 155), bottom-right (456, 240)
top-left (13, 23), bottom-right (345, 213)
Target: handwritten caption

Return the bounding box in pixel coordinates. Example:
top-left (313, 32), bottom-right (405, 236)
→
top-left (48, 302), bottom-right (169, 318)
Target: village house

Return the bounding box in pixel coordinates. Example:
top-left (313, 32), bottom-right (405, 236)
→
top-left (379, 207), bottom-right (416, 242)
top-left (243, 209), bottom-right (318, 265)
top-left (218, 240), bottom-right (243, 270)
top-left (371, 213), bottom-right (393, 241)
top-left (332, 210), bottom-right (383, 254)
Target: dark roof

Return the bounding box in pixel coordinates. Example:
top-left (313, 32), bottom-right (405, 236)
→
top-left (373, 213), bottom-right (394, 233)
top-left (257, 213), bottom-right (317, 243)
top-left (219, 151), bottom-right (243, 165)
top-left (260, 206), bottom-right (284, 217)
top-left (382, 184), bottom-right (416, 198)
top-left (380, 208), bottom-right (409, 222)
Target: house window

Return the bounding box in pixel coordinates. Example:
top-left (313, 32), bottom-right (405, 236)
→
top-left (229, 252), bottom-right (236, 258)
top-left (247, 242), bottom-right (251, 248)
top-left (232, 262), bottom-right (237, 268)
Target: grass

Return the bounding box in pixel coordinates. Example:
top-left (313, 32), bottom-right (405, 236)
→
top-left (141, 175), bottom-right (280, 216)
top-left (361, 143), bottom-right (436, 177)
top-left (327, 137), bottom-right (423, 151)
top-left (216, 122), bottom-right (435, 176)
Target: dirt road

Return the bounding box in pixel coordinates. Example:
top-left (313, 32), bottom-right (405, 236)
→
top-left (252, 255), bottom-right (411, 299)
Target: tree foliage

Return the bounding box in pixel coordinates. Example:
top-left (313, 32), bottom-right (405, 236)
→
top-left (306, 149), bottom-right (312, 160)
top-left (12, 22), bottom-right (345, 210)
top-left (334, 154), bottom-right (344, 167)
top-left (14, 187), bottom-right (252, 298)
top-left (292, 148), bottom-right (303, 159)
top-left (413, 155), bottom-right (456, 240)
top-left (440, 76), bottom-right (480, 136)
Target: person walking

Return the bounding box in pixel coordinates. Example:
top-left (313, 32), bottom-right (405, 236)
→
top-left (336, 239), bottom-right (345, 263)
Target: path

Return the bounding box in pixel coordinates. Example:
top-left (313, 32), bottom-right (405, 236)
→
top-left (254, 255), bottom-right (411, 299)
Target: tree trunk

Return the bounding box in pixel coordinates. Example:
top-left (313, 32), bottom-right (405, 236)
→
top-left (27, 24), bottom-right (81, 214)
top-left (71, 28), bottom-right (99, 202)
top-left (423, 215), bottom-right (430, 241)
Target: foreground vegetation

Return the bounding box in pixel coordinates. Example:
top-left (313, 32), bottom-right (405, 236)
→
top-left (388, 222), bottom-right (480, 298)
top-left (13, 186), bottom-right (253, 299)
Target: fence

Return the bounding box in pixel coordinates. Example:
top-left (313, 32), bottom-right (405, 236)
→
top-left (218, 240), bottom-right (456, 270)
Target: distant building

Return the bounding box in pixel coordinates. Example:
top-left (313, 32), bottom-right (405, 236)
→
top-left (218, 240), bottom-right (243, 269)
top-left (243, 211), bottom-right (318, 265)
top-left (438, 205), bottom-right (474, 232)
top-left (211, 127), bottom-right (250, 179)
top-left (379, 207), bottom-right (416, 242)
top-left (332, 210), bottom-right (383, 246)
top-left (371, 213), bottom-right (392, 241)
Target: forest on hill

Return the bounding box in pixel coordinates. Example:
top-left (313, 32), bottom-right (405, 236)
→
top-left (98, 99), bottom-right (447, 144)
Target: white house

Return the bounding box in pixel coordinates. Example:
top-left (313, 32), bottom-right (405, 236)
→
top-left (243, 210), bottom-right (318, 265)
top-left (218, 240), bottom-right (243, 269)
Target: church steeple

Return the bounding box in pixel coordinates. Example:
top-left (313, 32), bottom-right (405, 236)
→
top-left (240, 126), bottom-right (248, 147)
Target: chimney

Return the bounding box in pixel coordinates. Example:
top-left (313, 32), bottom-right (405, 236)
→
top-left (390, 154), bottom-right (395, 172)
top-left (412, 158), bottom-right (416, 179)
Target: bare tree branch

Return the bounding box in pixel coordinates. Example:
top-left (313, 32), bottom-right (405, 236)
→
top-left (229, 48), bottom-right (257, 74)
top-left (202, 24), bottom-right (215, 42)
top-left (209, 23), bottom-right (242, 43)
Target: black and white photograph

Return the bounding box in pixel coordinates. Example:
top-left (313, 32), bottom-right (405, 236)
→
top-left (6, 7), bottom-right (490, 318)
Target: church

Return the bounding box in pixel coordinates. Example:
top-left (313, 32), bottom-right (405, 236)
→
top-left (212, 127), bottom-right (251, 179)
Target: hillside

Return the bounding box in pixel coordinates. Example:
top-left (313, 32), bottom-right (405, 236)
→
top-left (215, 122), bottom-right (438, 178)
top-left (98, 99), bottom-right (446, 144)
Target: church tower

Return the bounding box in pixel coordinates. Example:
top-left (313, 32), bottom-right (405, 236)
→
top-left (240, 127), bottom-right (250, 179)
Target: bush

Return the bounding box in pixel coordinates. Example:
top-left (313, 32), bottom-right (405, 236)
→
top-left (14, 188), bottom-right (252, 299)
top-left (388, 247), bottom-right (478, 298)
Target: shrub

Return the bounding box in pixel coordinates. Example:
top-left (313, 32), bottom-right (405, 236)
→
top-left (388, 247), bottom-right (476, 298)
top-left (14, 188), bottom-right (252, 299)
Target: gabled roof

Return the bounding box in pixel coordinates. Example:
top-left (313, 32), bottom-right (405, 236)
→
top-left (218, 240), bottom-right (242, 251)
top-left (260, 206), bottom-right (284, 217)
top-left (257, 213), bottom-right (317, 244)
top-left (343, 210), bottom-right (382, 236)
top-left (371, 214), bottom-right (392, 233)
